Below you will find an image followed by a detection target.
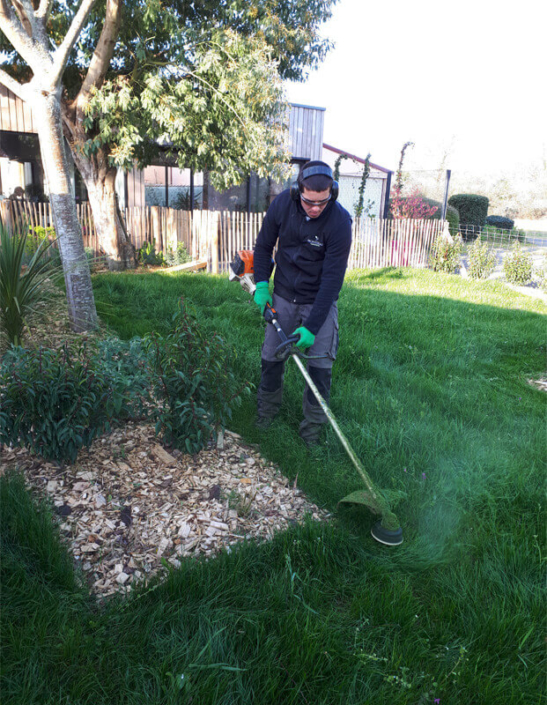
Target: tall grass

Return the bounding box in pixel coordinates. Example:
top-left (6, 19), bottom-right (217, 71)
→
top-left (2, 267), bottom-right (545, 703)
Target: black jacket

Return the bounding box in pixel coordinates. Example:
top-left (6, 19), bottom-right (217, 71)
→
top-left (253, 189), bottom-right (352, 335)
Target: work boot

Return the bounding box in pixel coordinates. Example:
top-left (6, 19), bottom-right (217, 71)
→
top-left (299, 365), bottom-right (331, 448)
top-left (299, 419), bottom-right (323, 448)
top-left (257, 360), bottom-right (284, 422)
top-left (255, 415), bottom-right (274, 430)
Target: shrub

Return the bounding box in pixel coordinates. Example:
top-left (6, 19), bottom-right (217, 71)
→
top-left (448, 194), bottom-right (489, 238)
top-left (165, 242), bottom-right (192, 267)
top-left (535, 255), bottom-right (547, 293)
top-left (171, 190), bottom-right (203, 211)
top-left (485, 215), bottom-right (514, 231)
top-left (467, 238), bottom-right (497, 280)
top-left (429, 234), bottom-right (463, 274)
top-left (0, 338), bottom-right (151, 463)
top-left (0, 224), bottom-right (59, 347)
top-left (138, 240), bottom-right (165, 267)
top-left (420, 197), bottom-right (460, 236)
top-left (389, 188), bottom-right (439, 219)
top-left (503, 244), bottom-right (533, 285)
top-left (84, 247), bottom-right (107, 272)
top-left (145, 301), bottom-right (250, 454)
top-left (24, 226), bottom-right (55, 263)
top-left (512, 228), bottom-right (526, 243)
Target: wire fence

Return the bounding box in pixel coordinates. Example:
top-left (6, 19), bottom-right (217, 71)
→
top-left (458, 224), bottom-right (547, 248)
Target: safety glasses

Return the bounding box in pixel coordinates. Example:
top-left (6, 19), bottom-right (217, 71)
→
top-left (300, 194), bottom-right (331, 207)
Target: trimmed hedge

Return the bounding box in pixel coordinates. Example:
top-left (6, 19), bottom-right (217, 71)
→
top-left (448, 194), bottom-right (489, 234)
top-left (421, 197), bottom-right (460, 236)
top-left (485, 215), bottom-right (514, 231)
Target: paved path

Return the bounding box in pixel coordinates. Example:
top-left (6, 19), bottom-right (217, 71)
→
top-left (524, 237), bottom-right (547, 246)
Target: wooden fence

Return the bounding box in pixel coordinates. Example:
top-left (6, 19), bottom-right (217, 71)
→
top-left (348, 218), bottom-right (444, 269)
top-left (0, 199), bottom-right (446, 270)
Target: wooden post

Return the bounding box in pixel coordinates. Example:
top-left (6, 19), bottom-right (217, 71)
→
top-left (151, 206), bottom-right (160, 252)
top-left (212, 211), bottom-right (219, 274)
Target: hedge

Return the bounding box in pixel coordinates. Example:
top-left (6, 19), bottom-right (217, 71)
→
top-left (448, 194), bottom-right (489, 233)
top-left (485, 215), bottom-right (515, 231)
top-left (421, 197), bottom-right (460, 236)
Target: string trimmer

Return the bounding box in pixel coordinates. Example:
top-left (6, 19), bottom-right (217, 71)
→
top-left (229, 250), bottom-right (404, 546)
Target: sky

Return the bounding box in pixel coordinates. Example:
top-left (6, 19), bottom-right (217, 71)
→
top-left (285, 0), bottom-right (545, 176)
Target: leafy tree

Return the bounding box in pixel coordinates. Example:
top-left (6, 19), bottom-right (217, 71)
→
top-left (1, 0), bottom-right (337, 269)
top-left (0, 0), bottom-right (98, 331)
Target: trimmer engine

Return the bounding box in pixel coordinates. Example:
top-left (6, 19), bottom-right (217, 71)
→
top-left (228, 250), bottom-right (256, 295)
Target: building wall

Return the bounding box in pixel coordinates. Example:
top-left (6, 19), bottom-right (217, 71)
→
top-left (337, 175), bottom-right (385, 219)
top-left (322, 146), bottom-right (391, 219)
top-left (288, 103), bottom-right (325, 161)
top-left (0, 91), bottom-right (326, 210)
top-left (0, 85), bottom-right (35, 134)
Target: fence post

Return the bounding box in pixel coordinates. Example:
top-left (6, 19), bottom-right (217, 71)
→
top-left (211, 211), bottom-right (219, 274)
top-left (441, 170), bottom-right (451, 220)
top-left (151, 206), bottom-right (161, 252)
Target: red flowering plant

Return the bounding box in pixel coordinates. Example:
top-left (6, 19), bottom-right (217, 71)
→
top-left (390, 187), bottom-right (438, 219)
top-left (389, 141), bottom-right (438, 219)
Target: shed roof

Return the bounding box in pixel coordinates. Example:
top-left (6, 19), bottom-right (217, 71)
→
top-left (323, 143), bottom-right (391, 174)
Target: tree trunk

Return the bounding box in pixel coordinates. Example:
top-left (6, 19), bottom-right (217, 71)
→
top-left (35, 88), bottom-right (98, 333)
top-left (84, 166), bottom-right (136, 271)
top-left (67, 138), bottom-right (136, 271)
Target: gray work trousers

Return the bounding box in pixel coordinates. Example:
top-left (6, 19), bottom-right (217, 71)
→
top-left (257, 293), bottom-right (339, 443)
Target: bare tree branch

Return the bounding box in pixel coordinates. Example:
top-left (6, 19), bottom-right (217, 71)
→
top-left (0, 67), bottom-right (28, 101)
top-left (10, 0), bottom-right (32, 34)
top-left (36, 0), bottom-right (53, 20)
top-left (0, 0), bottom-right (41, 68)
top-left (74, 0), bottom-right (122, 120)
top-left (51, 0), bottom-right (98, 84)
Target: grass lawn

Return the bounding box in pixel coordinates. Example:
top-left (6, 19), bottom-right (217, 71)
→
top-left (2, 268), bottom-right (545, 704)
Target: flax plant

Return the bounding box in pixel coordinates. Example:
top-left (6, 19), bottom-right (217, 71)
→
top-left (0, 225), bottom-right (59, 347)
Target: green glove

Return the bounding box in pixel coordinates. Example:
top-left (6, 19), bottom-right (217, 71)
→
top-left (292, 326), bottom-right (315, 349)
top-left (254, 281), bottom-right (272, 313)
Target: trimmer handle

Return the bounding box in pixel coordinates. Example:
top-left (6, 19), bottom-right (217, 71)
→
top-left (263, 304), bottom-right (300, 360)
top-left (263, 303), bottom-right (277, 325)
top-left (274, 335), bottom-right (300, 361)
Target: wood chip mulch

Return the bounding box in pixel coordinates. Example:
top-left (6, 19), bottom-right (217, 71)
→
top-left (0, 423), bottom-right (330, 598)
top-left (528, 377), bottom-right (547, 392)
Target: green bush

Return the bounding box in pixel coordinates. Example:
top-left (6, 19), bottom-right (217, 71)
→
top-left (145, 302), bottom-right (250, 454)
top-left (84, 247), bottom-right (105, 272)
top-left (503, 243), bottom-right (533, 285)
top-left (448, 194), bottom-right (489, 238)
top-left (467, 238), bottom-right (497, 280)
top-left (535, 255), bottom-right (547, 293)
top-left (165, 242), bottom-right (192, 267)
top-left (485, 215), bottom-right (514, 231)
top-left (420, 197), bottom-right (460, 236)
top-left (138, 240), bottom-right (165, 267)
top-left (0, 338), bottom-right (151, 463)
top-left (429, 234), bottom-right (463, 274)
top-left (24, 226), bottom-right (55, 263)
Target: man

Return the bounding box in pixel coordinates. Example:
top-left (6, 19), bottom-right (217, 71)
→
top-left (253, 160), bottom-right (353, 447)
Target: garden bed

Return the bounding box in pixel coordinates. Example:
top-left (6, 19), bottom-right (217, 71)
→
top-left (0, 423), bottom-right (329, 598)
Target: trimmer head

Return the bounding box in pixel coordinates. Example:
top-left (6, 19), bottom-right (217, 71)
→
top-left (371, 522), bottom-right (403, 546)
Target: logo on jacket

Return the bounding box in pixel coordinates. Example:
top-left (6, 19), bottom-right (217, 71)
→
top-left (306, 236), bottom-right (324, 248)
